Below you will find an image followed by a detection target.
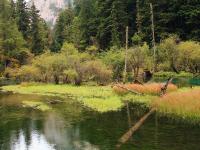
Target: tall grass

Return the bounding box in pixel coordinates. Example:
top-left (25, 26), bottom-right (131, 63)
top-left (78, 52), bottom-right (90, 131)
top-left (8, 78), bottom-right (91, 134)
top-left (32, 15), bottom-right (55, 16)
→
top-left (154, 88), bottom-right (200, 120)
top-left (113, 83), bottom-right (178, 95)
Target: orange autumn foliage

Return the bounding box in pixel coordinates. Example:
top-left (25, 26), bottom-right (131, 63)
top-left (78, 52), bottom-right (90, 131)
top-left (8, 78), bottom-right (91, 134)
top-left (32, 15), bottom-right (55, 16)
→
top-left (113, 83), bottom-right (178, 95)
top-left (153, 88), bottom-right (200, 117)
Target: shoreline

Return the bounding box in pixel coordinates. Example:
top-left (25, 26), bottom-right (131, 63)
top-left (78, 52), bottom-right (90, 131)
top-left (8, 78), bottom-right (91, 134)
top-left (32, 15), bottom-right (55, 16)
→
top-left (1, 84), bottom-right (200, 122)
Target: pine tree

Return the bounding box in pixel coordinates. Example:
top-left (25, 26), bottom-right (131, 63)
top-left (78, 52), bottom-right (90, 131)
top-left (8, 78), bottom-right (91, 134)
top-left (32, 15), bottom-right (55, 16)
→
top-left (51, 8), bottom-right (74, 52)
top-left (78, 0), bottom-right (97, 49)
top-left (16, 0), bottom-right (30, 40)
top-left (96, 0), bottom-right (113, 49)
top-left (136, 0), bottom-right (141, 35)
top-left (10, 0), bottom-right (16, 19)
top-left (30, 3), bottom-right (43, 55)
top-left (0, 0), bottom-right (26, 68)
top-left (111, 0), bottom-right (128, 47)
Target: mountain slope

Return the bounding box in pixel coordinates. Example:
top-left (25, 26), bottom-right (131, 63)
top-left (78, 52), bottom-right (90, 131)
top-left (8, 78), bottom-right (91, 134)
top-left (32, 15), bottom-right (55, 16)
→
top-left (29, 0), bottom-right (70, 27)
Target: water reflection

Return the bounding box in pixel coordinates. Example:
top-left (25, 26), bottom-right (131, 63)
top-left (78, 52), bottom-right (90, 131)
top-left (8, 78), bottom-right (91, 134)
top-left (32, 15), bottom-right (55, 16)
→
top-left (1, 93), bottom-right (200, 150)
top-left (1, 111), bottom-right (100, 150)
top-left (11, 130), bottom-right (55, 150)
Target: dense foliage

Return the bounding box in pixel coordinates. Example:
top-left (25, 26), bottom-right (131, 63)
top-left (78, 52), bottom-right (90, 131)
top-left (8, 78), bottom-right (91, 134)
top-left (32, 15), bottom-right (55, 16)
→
top-left (0, 0), bottom-right (199, 85)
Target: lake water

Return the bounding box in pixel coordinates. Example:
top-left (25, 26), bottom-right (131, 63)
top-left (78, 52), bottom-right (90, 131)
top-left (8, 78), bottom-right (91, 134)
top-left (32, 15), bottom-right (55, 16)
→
top-left (1, 93), bottom-right (200, 150)
top-left (152, 77), bottom-right (200, 87)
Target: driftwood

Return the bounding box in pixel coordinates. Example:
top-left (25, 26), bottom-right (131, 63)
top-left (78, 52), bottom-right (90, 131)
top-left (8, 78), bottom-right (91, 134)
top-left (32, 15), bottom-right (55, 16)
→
top-left (116, 78), bottom-right (173, 149)
top-left (134, 79), bottom-right (144, 85)
top-left (116, 108), bottom-right (156, 149)
top-left (115, 84), bottom-right (143, 95)
top-left (160, 77), bottom-right (173, 96)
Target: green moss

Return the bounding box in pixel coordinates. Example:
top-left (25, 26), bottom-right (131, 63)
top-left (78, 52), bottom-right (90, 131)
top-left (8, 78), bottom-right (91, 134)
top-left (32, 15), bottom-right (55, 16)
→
top-left (79, 96), bottom-right (123, 113)
top-left (22, 101), bottom-right (51, 111)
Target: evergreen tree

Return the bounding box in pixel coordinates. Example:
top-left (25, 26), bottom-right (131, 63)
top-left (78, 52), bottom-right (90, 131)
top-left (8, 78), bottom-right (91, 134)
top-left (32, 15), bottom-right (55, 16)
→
top-left (51, 8), bottom-right (74, 52)
top-left (0, 0), bottom-right (26, 69)
top-left (78, 0), bottom-right (97, 49)
top-left (110, 0), bottom-right (128, 47)
top-left (16, 0), bottom-right (30, 40)
top-left (96, 0), bottom-right (113, 49)
top-left (30, 3), bottom-right (43, 55)
top-left (10, 0), bottom-right (16, 19)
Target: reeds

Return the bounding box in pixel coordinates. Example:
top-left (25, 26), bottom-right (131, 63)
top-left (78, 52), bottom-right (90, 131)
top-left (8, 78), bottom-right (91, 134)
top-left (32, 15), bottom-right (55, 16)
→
top-left (113, 83), bottom-right (178, 95)
top-left (154, 88), bottom-right (200, 119)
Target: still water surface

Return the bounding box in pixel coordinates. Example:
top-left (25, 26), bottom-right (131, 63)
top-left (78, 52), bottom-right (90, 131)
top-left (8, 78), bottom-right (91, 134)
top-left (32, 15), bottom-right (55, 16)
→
top-left (1, 93), bottom-right (200, 150)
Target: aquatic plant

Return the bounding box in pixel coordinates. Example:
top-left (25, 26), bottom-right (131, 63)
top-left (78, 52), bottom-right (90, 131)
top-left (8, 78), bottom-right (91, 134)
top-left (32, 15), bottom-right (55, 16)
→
top-left (22, 101), bottom-right (51, 111)
top-left (2, 84), bottom-right (158, 112)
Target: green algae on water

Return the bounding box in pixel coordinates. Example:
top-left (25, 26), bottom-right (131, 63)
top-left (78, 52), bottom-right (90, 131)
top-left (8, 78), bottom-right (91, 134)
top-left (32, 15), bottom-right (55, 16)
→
top-left (22, 101), bottom-right (51, 111)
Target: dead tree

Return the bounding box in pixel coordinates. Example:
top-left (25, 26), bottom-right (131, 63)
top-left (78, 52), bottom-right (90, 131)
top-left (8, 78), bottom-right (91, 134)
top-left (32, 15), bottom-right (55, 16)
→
top-left (160, 77), bottom-right (173, 96)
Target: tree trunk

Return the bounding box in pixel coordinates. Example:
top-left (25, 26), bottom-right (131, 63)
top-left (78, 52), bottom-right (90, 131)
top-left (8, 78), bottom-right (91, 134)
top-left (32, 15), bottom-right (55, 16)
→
top-left (54, 75), bottom-right (59, 84)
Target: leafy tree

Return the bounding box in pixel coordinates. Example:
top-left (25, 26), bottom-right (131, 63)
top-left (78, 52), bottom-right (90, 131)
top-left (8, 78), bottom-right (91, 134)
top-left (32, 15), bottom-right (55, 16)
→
top-left (127, 43), bottom-right (149, 80)
top-left (177, 41), bottom-right (200, 73)
top-left (100, 46), bottom-right (125, 81)
top-left (157, 36), bottom-right (179, 72)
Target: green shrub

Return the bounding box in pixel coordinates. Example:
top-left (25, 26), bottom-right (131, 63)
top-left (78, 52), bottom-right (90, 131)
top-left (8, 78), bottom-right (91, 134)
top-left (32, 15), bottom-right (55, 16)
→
top-left (83, 60), bottom-right (112, 85)
top-left (100, 47), bottom-right (124, 81)
top-left (63, 69), bottom-right (78, 84)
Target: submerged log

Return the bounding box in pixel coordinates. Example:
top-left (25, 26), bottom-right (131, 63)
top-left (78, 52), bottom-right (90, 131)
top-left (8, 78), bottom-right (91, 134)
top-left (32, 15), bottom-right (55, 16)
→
top-left (116, 108), bottom-right (156, 149)
top-left (116, 78), bottom-right (174, 148)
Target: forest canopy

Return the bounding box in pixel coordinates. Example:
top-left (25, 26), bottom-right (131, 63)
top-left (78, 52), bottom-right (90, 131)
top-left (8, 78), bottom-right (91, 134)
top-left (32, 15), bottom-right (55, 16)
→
top-left (0, 0), bottom-right (200, 85)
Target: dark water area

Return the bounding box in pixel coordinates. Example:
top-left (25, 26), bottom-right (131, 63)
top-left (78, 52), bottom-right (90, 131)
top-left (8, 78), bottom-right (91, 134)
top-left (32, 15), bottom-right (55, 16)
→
top-left (1, 93), bottom-right (200, 150)
top-left (0, 78), bottom-right (20, 87)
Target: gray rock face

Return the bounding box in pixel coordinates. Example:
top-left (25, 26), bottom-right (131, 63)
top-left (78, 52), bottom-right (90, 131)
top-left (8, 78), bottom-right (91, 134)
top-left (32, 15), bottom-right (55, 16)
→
top-left (29, 0), bottom-right (70, 27)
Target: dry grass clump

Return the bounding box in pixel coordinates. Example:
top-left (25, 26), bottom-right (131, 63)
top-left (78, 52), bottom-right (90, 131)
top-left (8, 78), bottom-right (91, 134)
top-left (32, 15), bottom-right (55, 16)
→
top-left (113, 83), bottom-right (178, 95)
top-left (154, 88), bottom-right (200, 119)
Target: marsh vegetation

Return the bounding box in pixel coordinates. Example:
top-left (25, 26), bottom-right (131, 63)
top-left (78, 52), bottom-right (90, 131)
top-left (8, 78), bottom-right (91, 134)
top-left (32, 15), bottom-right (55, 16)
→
top-left (0, 0), bottom-right (200, 149)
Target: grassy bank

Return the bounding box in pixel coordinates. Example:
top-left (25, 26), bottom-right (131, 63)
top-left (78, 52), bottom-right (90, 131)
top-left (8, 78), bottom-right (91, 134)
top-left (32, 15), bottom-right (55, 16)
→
top-left (1, 83), bottom-right (200, 122)
top-left (154, 87), bottom-right (200, 121)
top-left (1, 84), bottom-right (154, 112)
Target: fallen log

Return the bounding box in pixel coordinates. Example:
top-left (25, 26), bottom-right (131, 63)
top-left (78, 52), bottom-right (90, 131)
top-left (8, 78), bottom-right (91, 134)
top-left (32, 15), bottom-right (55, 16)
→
top-left (116, 78), bottom-right (174, 149)
top-left (116, 107), bottom-right (156, 149)
top-left (115, 84), bottom-right (143, 95)
top-left (133, 79), bottom-right (144, 85)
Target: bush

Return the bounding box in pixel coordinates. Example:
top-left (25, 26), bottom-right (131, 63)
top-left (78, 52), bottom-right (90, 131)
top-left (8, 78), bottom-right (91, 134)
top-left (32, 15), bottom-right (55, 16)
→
top-left (177, 41), bottom-right (200, 73)
top-left (3, 67), bottom-right (20, 79)
top-left (157, 36), bottom-right (179, 72)
top-left (83, 60), bottom-right (112, 85)
top-left (63, 69), bottom-right (78, 84)
top-left (18, 65), bottom-right (41, 81)
top-left (100, 47), bottom-right (124, 81)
